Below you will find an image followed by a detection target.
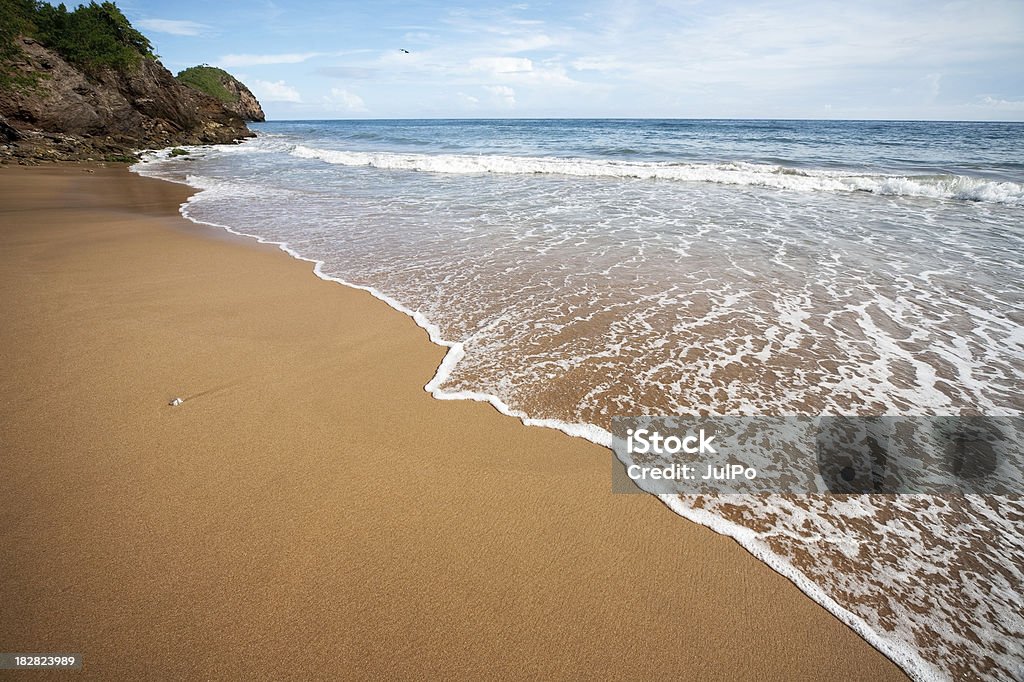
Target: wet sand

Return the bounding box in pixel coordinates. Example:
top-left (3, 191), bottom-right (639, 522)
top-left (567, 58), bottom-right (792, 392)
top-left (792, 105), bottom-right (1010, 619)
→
top-left (0, 165), bottom-right (908, 679)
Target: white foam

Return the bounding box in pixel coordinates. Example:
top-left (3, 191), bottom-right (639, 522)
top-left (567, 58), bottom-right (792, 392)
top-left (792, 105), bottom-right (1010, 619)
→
top-left (655, 495), bottom-right (945, 681)
top-left (131, 159), bottom-right (614, 450)
top-left (290, 145), bottom-right (1024, 206)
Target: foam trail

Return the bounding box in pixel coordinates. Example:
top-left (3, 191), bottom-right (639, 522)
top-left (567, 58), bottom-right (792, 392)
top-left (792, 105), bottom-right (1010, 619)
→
top-left (290, 145), bottom-right (1024, 206)
top-left (133, 162), bottom-right (614, 449)
top-left (656, 495), bottom-right (944, 682)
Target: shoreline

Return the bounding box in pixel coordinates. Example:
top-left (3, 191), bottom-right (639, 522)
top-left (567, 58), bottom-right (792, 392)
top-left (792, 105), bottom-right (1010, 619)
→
top-left (140, 159), bottom-right (617, 447)
top-left (0, 164), bottom-right (909, 679)
top-left (145, 154), bottom-right (940, 681)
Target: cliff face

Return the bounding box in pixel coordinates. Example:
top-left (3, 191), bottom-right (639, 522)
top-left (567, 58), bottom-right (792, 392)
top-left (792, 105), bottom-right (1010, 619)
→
top-left (221, 74), bottom-right (265, 122)
top-left (177, 65), bottom-right (265, 122)
top-left (0, 39), bottom-right (259, 163)
top-left (240, 92), bottom-right (263, 123)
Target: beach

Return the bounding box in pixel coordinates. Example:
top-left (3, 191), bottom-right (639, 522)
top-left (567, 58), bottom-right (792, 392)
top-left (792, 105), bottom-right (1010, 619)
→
top-left (0, 164), bottom-right (909, 679)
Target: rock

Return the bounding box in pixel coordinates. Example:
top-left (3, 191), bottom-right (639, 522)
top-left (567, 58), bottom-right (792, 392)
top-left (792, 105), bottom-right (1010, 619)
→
top-left (0, 37), bottom-right (258, 162)
top-left (232, 84), bottom-right (265, 122)
top-left (0, 115), bottom-right (21, 141)
top-left (175, 65), bottom-right (265, 122)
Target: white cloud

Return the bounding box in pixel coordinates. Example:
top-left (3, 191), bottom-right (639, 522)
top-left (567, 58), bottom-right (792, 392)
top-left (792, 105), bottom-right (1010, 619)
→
top-left (469, 57), bottom-right (534, 75)
top-left (403, 31), bottom-right (436, 43)
top-left (251, 80), bottom-right (302, 103)
top-left (135, 19), bottom-right (209, 36)
top-left (484, 85), bottom-right (516, 107)
top-left (981, 96), bottom-right (1024, 111)
top-left (324, 88), bottom-right (367, 112)
top-left (503, 34), bottom-right (555, 52)
top-left (217, 52), bottom-right (322, 67)
top-left (468, 56), bottom-right (576, 87)
top-left (597, 2), bottom-right (1022, 90)
top-left (571, 56), bottom-right (623, 72)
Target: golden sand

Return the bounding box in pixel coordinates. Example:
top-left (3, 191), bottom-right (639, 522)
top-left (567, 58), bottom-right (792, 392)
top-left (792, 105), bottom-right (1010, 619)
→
top-left (0, 165), bottom-right (907, 679)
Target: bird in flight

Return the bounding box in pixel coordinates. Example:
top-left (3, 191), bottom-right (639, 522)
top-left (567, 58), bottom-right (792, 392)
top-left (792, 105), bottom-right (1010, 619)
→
top-left (400, 49), bottom-right (410, 53)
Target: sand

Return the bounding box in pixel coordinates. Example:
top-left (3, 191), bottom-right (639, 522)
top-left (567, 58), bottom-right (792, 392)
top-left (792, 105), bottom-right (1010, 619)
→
top-left (0, 165), bottom-right (908, 679)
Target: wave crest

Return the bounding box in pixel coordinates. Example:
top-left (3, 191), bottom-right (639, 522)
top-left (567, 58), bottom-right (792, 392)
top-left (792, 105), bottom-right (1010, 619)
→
top-left (290, 145), bottom-right (1024, 205)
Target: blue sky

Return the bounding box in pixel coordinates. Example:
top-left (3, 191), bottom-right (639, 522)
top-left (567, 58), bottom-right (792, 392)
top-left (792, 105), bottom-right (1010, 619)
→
top-left (117, 0), bottom-right (1024, 120)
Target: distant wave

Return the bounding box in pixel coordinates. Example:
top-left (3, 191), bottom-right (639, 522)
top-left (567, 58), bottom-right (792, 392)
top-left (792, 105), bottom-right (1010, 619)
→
top-left (291, 145), bottom-right (1024, 205)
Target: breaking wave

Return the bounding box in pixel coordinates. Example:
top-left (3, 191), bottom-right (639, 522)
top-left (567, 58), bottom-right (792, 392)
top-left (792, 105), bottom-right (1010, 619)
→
top-left (290, 145), bottom-right (1024, 205)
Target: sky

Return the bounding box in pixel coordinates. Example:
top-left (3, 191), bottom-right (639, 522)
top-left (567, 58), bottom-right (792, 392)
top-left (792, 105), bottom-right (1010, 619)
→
top-left (115, 0), bottom-right (1024, 121)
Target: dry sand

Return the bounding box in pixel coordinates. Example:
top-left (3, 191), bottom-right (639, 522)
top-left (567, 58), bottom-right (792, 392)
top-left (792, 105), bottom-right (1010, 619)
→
top-left (0, 165), bottom-right (908, 679)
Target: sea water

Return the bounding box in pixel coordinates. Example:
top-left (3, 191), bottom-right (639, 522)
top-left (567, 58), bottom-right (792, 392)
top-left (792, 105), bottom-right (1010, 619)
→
top-left (134, 119), bottom-right (1024, 681)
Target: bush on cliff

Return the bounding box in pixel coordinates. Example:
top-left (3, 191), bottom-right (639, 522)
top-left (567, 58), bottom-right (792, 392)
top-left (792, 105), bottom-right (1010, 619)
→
top-left (0, 0), bottom-right (37, 87)
top-left (176, 66), bottom-right (237, 104)
top-left (1, 0), bottom-right (153, 78)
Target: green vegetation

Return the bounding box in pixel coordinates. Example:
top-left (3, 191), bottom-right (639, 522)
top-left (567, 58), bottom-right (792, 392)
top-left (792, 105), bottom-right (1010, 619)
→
top-left (0, 0), bottom-right (39, 88)
top-left (0, 0), bottom-right (154, 85)
top-left (176, 66), bottom-right (238, 104)
top-left (34, 1), bottom-right (153, 69)
top-left (168, 147), bottom-right (188, 157)
top-left (0, 0), bottom-right (37, 42)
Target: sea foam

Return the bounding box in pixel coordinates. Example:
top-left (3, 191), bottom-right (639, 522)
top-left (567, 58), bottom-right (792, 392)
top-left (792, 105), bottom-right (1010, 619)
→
top-left (290, 145), bottom-right (1024, 206)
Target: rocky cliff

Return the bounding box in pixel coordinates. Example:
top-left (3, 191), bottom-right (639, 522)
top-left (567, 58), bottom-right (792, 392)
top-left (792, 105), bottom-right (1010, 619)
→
top-left (177, 65), bottom-right (265, 122)
top-left (0, 2), bottom-right (261, 164)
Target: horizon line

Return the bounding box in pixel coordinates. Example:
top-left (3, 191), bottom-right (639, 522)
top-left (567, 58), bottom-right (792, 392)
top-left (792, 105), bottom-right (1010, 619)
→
top-left (255, 116), bottom-right (1024, 124)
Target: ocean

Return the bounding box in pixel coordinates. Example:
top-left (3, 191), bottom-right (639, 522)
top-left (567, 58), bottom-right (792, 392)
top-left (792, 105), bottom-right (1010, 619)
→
top-left (133, 119), bottom-right (1024, 681)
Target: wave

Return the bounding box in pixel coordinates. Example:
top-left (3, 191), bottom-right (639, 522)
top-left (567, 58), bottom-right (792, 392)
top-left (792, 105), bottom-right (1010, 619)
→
top-left (130, 157), bottom-right (960, 681)
top-left (129, 164), bottom-right (617, 450)
top-left (290, 145), bottom-right (1024, 205)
